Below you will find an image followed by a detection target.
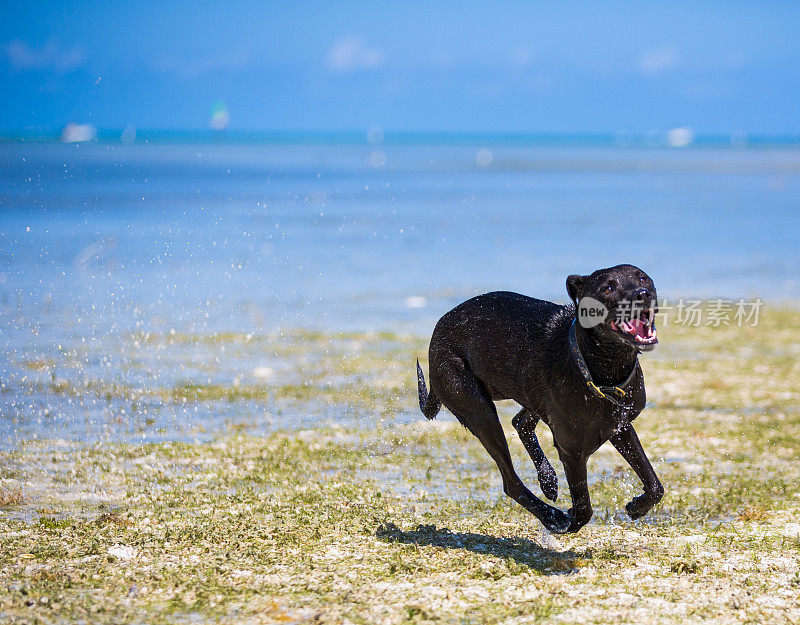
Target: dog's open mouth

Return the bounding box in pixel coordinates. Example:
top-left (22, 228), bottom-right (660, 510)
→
top-left (609, 308), bottom-right (658, 346)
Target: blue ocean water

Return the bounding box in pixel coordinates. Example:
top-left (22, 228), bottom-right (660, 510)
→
top-left (1, 139), bottom-right (799, 444)
top-left (2, 141), bottom-right (799, 331)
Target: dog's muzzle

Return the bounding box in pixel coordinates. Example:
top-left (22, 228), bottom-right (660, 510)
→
top-left (609, 302), bottom-right (657, 348)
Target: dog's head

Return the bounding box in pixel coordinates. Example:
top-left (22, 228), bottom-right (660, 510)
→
top-left (567, 264), bottom-right (658, 352)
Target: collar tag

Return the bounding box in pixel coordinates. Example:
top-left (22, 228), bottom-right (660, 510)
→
top-left (569, 319), bottom-right (637, 407)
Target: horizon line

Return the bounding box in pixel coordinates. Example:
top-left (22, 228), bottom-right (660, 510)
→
top-left (2, 128), bottom-right (800, 148)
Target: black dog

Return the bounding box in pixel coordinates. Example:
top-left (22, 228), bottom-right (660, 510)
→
top-left (416, 264), bottom-right (663, 533)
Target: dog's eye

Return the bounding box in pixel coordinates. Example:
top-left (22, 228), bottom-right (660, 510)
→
top-left (603, 285), bottom-right (613, 294)
top-left (639, 276), bottom-right (648, 284)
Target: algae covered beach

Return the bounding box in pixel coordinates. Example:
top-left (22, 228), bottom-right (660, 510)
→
top-left (2, 305), bottom-right (800, 624)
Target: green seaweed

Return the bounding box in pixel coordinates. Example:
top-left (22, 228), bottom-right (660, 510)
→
top-left (1, 305), bottom-right (800, 623)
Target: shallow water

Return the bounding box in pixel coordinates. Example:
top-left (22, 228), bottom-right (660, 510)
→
top-left (1, 140), bottom-right (799, 446)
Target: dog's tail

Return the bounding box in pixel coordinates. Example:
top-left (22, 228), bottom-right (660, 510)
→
top-left (416, 359), bottom-right (441, 419)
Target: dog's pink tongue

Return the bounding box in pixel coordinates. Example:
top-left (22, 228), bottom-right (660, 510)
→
top-left (630, 318), bottom-right (648, 338)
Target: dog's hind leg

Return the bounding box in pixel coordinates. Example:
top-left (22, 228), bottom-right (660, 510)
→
top-left (512, 408), bottom-right (558, 501)
top-left (432, 357), bottom-right (570, 533)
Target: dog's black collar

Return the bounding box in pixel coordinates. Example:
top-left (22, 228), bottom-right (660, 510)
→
top-left (569, 319), bottom-right (637, 407)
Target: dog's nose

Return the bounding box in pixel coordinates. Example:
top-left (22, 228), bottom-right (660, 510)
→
top-left (633, 288), bottom-right (653, 301)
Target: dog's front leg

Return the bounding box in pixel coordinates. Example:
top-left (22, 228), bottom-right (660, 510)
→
top-left (610, 424), bottom-right (664, 520)
top-left (558, 451), bottom-right (592, 533)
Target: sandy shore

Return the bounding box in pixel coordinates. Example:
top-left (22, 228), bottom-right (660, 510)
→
top-left (1, 307), bottom-right (799, 623)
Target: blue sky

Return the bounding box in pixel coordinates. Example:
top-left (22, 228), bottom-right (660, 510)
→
top-left (2, 1), bottom-right (800, 135)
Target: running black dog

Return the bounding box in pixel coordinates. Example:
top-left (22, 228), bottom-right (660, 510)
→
top-left (416, 264), bottom-right (663, 533)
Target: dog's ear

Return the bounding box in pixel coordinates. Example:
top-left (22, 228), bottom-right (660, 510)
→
top-left (566, 274), bottom-right (587, 306)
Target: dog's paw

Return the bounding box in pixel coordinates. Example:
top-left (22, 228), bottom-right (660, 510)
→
top-left (542, 508), bottom-right (572, 534)
top-left (625, 496), bottom-right (652, 520)
top-left (557, 507), bottom-right (592, 533)
top-left (538, 465), bottom-right (558, 502)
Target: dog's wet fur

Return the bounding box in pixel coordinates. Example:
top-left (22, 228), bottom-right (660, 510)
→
top-left (417, 264), bottom-right (664, 533)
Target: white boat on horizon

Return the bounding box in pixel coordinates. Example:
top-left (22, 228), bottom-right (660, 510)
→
top-left (60, 123), bottom-right (97, 143)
